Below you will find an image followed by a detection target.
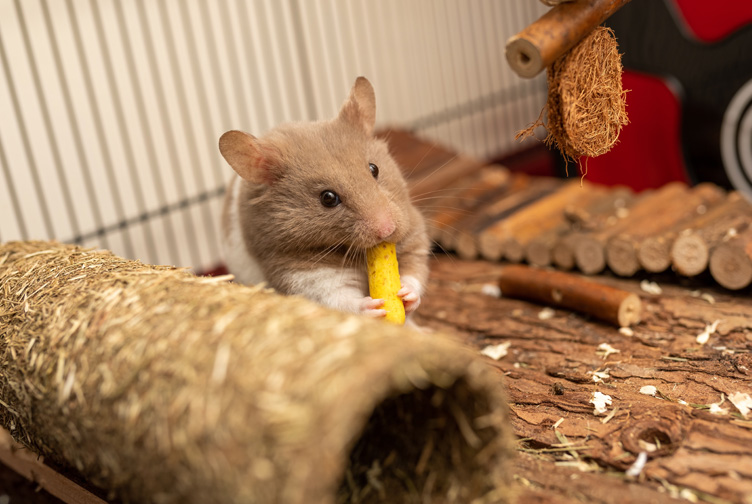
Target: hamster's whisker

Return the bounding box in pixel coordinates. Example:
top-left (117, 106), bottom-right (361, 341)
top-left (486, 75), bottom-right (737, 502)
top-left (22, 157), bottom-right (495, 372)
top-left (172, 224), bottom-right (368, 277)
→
top-left (310, 238), bottom-right (348, 266)
top-left (410, 188), bottom-right (466, 202)
top-left (411, 154), bottom-right (459, 186)
top-left (403, 144), bottom-right (436, 179)
top-left (428, 240), bottom-right (456, 263)
top-left (418, 206), bottom-right (474, 214)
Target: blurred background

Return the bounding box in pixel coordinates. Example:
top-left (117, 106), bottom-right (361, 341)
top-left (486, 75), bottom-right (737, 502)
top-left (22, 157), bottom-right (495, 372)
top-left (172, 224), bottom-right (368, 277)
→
top-left (0, 0), bottom-right (549, 272)
top-left (1, 0), bottom-right (751, 273)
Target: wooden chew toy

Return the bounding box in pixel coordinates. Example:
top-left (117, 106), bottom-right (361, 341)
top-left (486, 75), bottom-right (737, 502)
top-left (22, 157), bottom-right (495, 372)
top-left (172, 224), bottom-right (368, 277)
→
top-left (671, 192), bottom-right (752, 277)
top-left (606, 183), bottom-right (726, 276)
top-left (366, 242), bottom-right (406, 324)
top-left (635, 183), bottom-right (727, 273)
top-left (454, 175), bottom-right (563, 260)
top-left (478, 180), bottom-right (585, 262)
top-left (709, 225), bottom-right (752, 290)
top-left (429, 167), bottom-right (511, 247)
top-left (574, 183), bottom-right (687, 275)
top-left (546, 186), bottom-right (634, 269)
top-left (498, 264), bottom-right (641, 328)
top-left (505, 0), bottom-right (632, 78)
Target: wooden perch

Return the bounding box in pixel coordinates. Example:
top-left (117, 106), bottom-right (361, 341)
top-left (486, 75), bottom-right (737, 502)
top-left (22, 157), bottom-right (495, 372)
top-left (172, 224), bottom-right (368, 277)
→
top-left (709, 224), bottom-right (752, 290)
top-left (454, 175), bottom-right (562, 260)
top-left (671, 191), bottom-right (752, 277)
top-left (505, 0), bottom-right (632, 78)
top-left (550, 187), bottom-right (633, 269)
top-left (606, 183), bottom-right (726, 276)
top-left (574, 182), bottom-right (687, 274)
top-left (524, 184), bottom-right (622, 267)
top-left (427, 167), bottom-right (510, 244)
top-left (479, 179), bottom-right (585, 262)
top-left (498, 264), bottom-right (641, 327)
top-left (636, 184), bottom-right (728, 273)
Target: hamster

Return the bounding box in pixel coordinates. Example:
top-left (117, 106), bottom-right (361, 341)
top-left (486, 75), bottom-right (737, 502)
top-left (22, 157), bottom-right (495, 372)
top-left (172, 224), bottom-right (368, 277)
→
top-left (219, 77), bottom-right (430, 321)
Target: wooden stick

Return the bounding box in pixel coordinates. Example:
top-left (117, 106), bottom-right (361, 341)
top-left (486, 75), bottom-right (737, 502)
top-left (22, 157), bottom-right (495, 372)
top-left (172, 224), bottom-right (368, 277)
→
top-left (574, 182), bottom-right (687, 274)
top-left (548, 187), bottom-right (634, 269)
top-left (670, 192), bottom-right (752, 277)
top-left (498, 264), bottom-right (641, 327)
top-left (636, 183), bottom-right (727, 273)
top-left (502, 181), bottom-right (607, 263)
top-left (709, 225), bottom-right (752, 290)
top-left (427, 167), bottom-right (510, 246)
top-left (523, 184), bottom-right (617, 267)
top-left (441, 175), bottom-right (523, 254)
top-left (606, 183), bottom-right (726, 276)
top-left (479, 179), bottom-right (585, 262)
top-left (0, 428), bottom-right (106, 504)
top-left (505, 0), bottom-right (632, 78)
top-left (453, 175), bottom-right (562, 260)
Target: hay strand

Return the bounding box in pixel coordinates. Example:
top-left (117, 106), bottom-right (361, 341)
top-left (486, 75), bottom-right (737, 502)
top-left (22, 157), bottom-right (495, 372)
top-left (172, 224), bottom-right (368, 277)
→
top-left (0, 241), bottom-right (514, 503)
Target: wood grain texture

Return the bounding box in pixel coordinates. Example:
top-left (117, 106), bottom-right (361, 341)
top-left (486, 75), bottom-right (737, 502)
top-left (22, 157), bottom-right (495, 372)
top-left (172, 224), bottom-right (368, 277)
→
top-left (506, 0), bottom-right (633, 78)
top-left (671, 192), bottom-right (752, 277)
top-left (416, 256), bottom-right (752, 504)
top-left (498, 264), bottom-right (641, 327)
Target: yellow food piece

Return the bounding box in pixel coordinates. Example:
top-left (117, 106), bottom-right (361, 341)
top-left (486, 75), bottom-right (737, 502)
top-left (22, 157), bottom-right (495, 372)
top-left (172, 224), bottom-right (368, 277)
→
top-left (366, 242), bottom-right (405, 325)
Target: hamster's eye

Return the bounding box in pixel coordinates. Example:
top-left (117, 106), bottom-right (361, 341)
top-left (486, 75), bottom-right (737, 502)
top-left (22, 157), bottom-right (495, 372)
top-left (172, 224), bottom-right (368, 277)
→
top-left (369, 163), bottom-right (379, 179)
top-left (320, 190), bottom-right (341, 208)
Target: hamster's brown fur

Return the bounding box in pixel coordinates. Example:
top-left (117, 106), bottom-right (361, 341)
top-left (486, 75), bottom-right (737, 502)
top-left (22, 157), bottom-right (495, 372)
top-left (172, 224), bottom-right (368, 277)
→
top-left (219, 77), bottom-right (430, 319)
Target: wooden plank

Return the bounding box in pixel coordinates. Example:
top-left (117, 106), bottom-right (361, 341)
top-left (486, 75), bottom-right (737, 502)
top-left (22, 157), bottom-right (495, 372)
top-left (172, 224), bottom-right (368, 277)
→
top-left (0, 428), bottom-right (107, 504)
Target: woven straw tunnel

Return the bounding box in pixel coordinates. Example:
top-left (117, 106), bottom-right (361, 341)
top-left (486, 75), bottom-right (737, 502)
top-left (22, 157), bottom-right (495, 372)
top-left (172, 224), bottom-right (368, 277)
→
top-left (519, 26), bottom-right (628, 163)
top-left (0, 241), bottom-right (514, 503)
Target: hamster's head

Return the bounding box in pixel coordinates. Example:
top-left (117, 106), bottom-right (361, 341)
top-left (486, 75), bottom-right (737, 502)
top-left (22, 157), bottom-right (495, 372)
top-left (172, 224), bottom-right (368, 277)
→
top-left (219, 77), bottom-right (413, 255)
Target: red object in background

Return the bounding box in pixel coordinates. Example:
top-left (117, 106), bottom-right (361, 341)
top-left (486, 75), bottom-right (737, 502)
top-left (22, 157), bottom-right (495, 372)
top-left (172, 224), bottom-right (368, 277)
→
top-left (581, 71), bottom-right (689, 191)
top-left (670, 0), bottom-right (752, 43)
top-left (583, 1), bottom-right (752, 191)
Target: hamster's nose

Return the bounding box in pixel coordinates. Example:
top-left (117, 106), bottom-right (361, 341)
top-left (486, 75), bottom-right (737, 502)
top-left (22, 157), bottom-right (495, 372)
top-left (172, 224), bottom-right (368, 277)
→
top-left (374, 211), bottom-right (396, 240)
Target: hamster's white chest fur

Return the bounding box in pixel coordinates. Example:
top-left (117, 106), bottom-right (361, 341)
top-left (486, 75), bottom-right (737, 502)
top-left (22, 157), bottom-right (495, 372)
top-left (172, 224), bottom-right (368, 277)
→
top-left (222, 175), bottom-right (266, 286)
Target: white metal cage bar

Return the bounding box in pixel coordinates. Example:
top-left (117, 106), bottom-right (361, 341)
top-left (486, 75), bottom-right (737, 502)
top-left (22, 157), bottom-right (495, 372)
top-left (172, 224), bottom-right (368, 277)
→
top-left (0, 0), bottom-right (548, 271)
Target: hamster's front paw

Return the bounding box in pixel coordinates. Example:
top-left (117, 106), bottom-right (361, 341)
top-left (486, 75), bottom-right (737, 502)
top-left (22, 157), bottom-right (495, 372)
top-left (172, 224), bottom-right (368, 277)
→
top-left (359, 296), bottom-right (387, 318)
top-left (397, 284), bottom-right (421, 314)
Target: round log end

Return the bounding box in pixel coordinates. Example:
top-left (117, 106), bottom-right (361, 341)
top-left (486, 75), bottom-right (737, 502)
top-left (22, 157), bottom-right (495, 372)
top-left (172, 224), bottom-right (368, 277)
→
top-left (638, 237), bottom-right (671, 273)
top-left (709, 243), bottom-right (752, 290)
top-left (428, 223), bottom-right (444, 243)
top-left (478, 232), bottom-right (504, 262)
top-left (503, 238), bottom-right (525, 263)
top-left (526, 238), bottom-right (552, 267)
top-left (439, 227), bottom-right (458, 252)
top-left (671, 233), bottom-right (709, 277)
top-left (618, 293), bottom-right (642, 328)
top-left (552, 239), bottom-right (575, 270)
top-left (606, 237), bottom-right (640, 277)
top-left (456, 233), bottom-right (479, 260)
top-left (505, 37), bottom-right (544, 79)
top-left (574, 236), bottom-right (605, 275)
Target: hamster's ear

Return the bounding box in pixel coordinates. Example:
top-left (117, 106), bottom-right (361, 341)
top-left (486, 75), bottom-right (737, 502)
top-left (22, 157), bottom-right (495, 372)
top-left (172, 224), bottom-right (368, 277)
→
top-left (219, 130), bottom-right (281, 185)
top-left (337, 76), bottom-right (376, 136)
